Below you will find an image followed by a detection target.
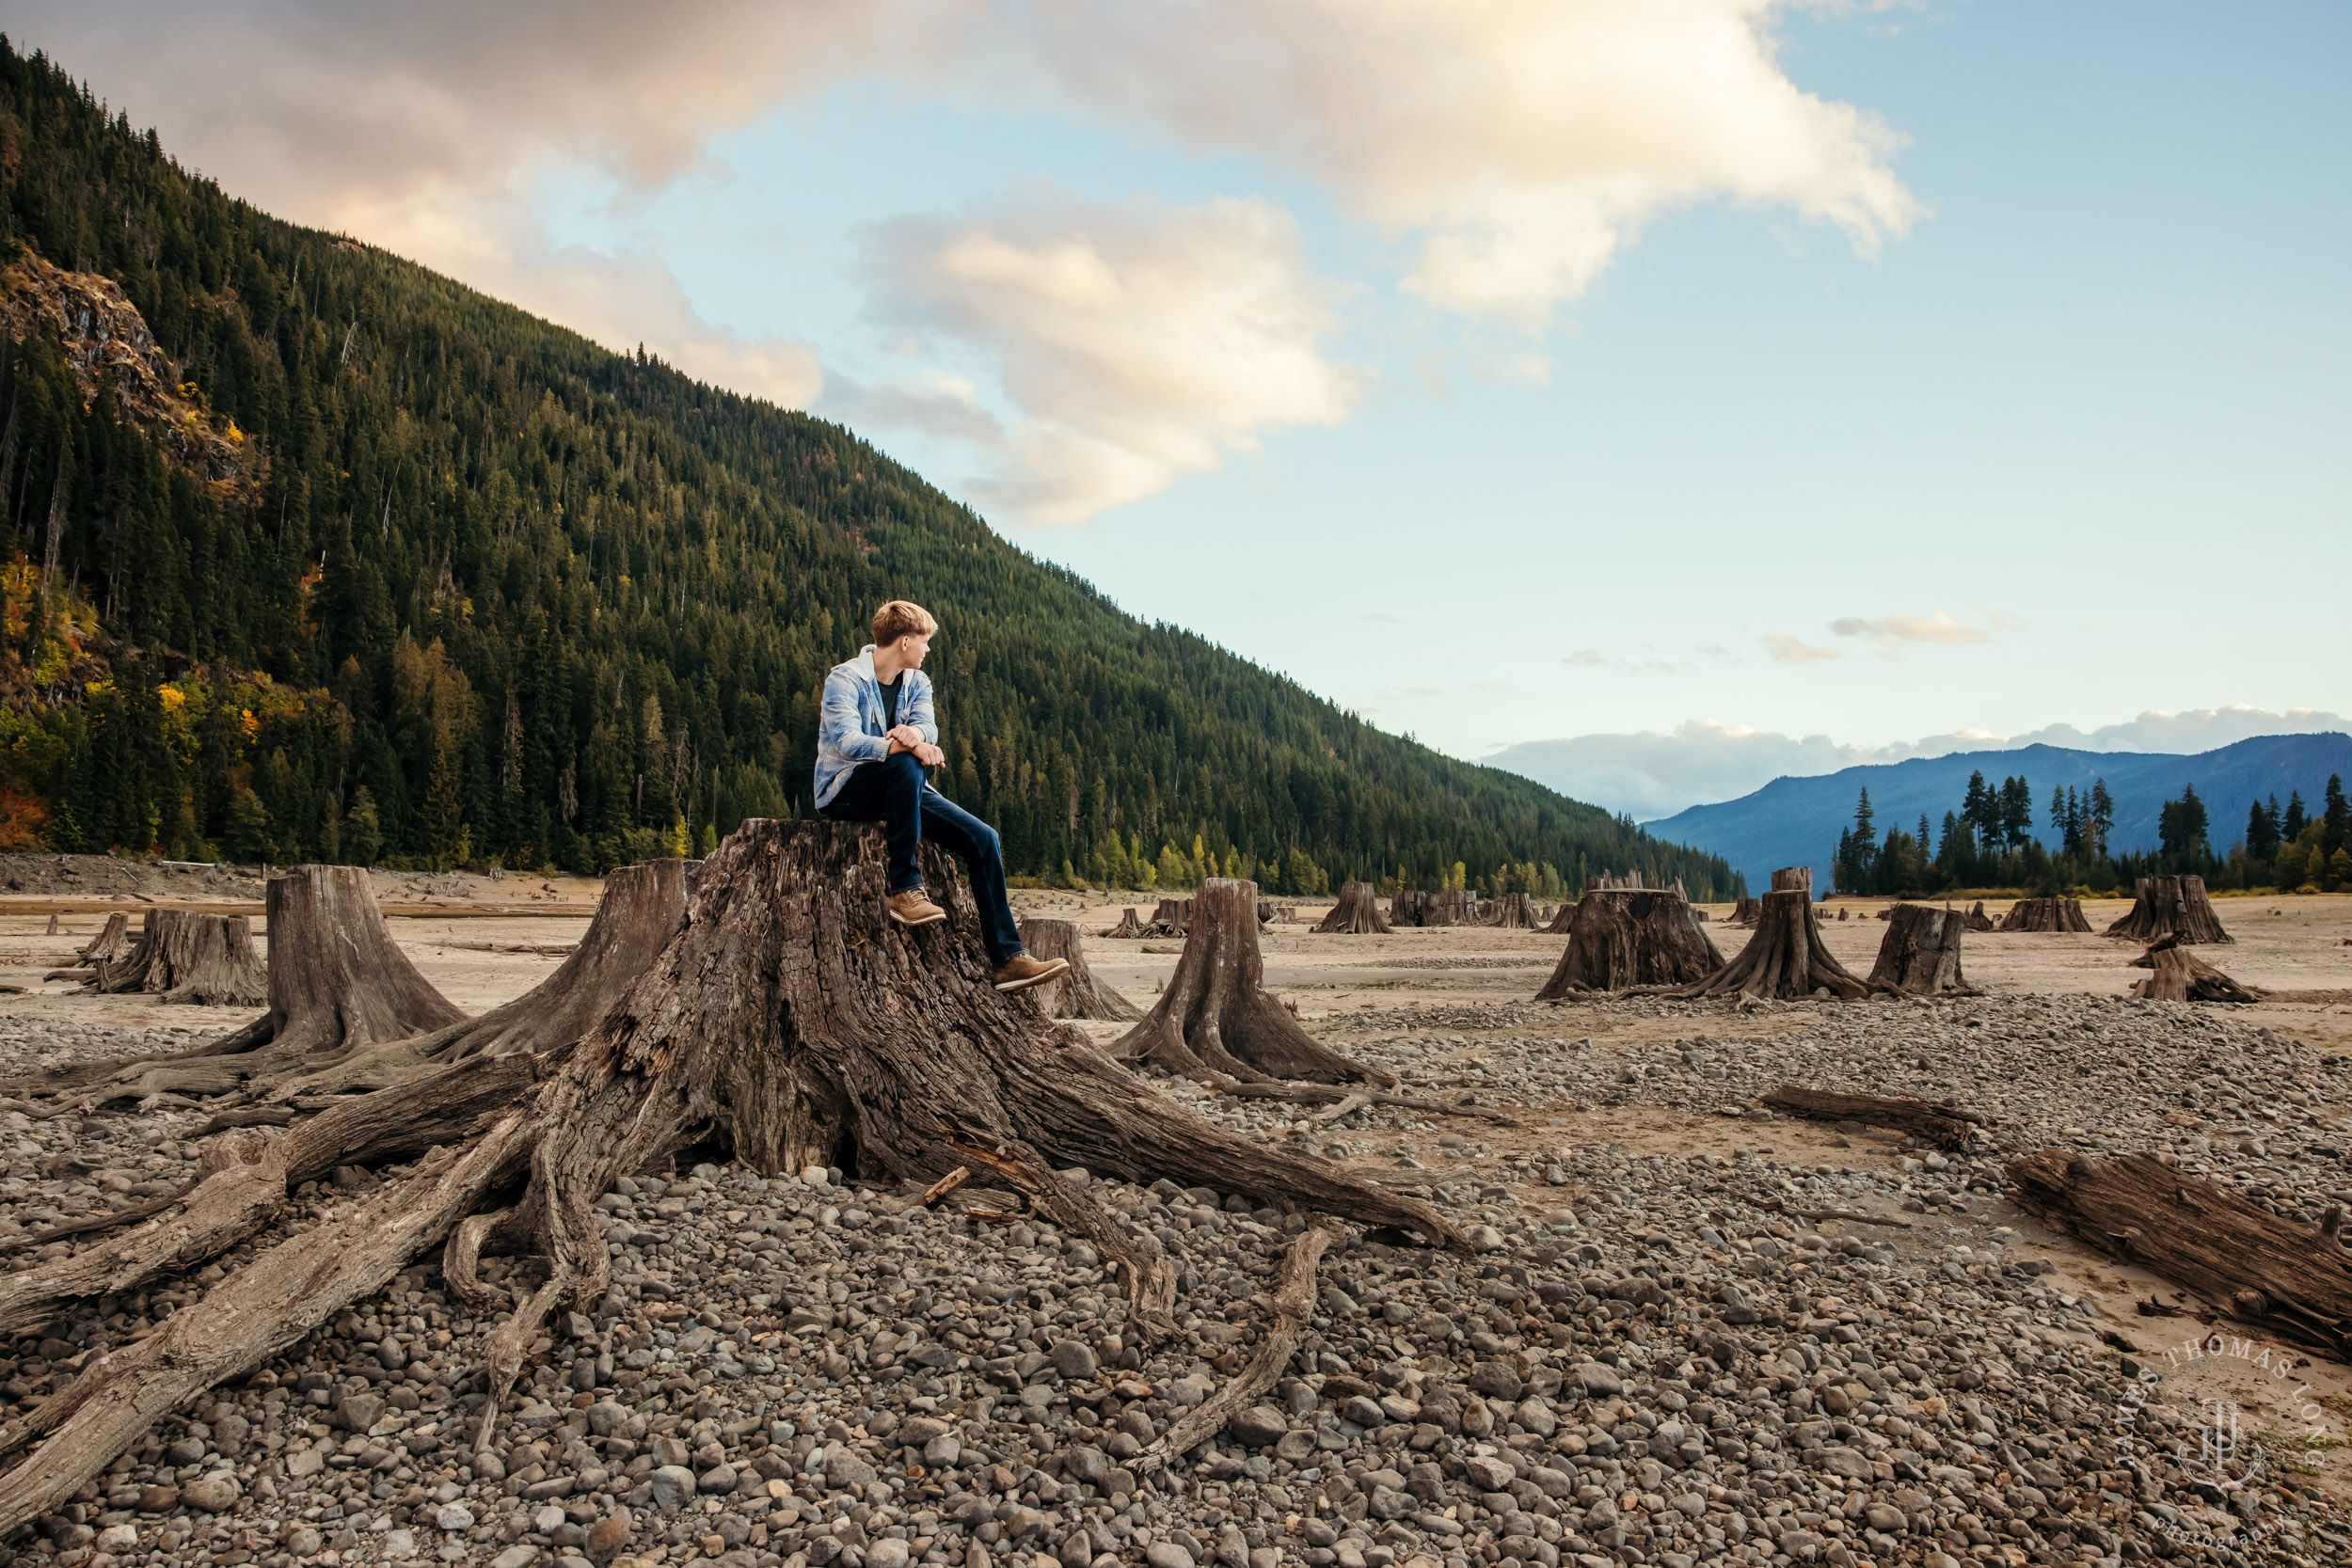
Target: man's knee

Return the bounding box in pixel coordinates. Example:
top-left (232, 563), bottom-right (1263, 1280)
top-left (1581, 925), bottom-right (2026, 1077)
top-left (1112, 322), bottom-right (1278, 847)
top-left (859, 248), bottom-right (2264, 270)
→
top-left (880, 752), bottom-right (925, 789)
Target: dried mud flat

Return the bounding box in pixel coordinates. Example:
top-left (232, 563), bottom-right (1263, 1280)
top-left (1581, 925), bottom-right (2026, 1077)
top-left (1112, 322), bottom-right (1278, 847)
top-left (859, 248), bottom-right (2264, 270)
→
top-left (0, 891), bottom-right (2346, 1568)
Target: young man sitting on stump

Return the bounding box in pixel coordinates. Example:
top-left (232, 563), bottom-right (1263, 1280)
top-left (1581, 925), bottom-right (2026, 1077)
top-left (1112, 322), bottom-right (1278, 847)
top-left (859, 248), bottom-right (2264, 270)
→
top-left (816, 600), bottom-right (1069, 994)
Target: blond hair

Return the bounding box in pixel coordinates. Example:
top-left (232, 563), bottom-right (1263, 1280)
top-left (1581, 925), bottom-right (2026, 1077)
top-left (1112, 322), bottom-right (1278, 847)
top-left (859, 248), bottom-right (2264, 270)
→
top-left (871, 600), bottom-right (938, 646)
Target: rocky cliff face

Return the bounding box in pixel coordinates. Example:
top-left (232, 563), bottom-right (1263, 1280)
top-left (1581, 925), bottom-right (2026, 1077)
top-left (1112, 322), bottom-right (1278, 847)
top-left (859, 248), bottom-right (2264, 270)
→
top-left (0, 249), bottom-right (262, 499)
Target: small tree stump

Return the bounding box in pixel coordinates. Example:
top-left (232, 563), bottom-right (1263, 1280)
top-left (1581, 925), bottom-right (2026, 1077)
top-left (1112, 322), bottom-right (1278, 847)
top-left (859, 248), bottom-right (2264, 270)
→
top-left (1118, 878), bottom-right (1391, 1086)
top-left (1140, 897), bottom-right (1193, 937)
top-left (2106, 875), bottom-right (2232, 944)
top-left (88, 911), bottom-right (267, 1006)
top-left (76, 912), bottom-right (132, 963)
top-left (1761, 1086), bottom-right (1984, 1149)
top-left (2128, 936), bottom-right (2263, 1003)
top-left (1727, 897), bottom-right (1761, 928)
top-left (1104, 908), bottom-right (1145, 939)
top-left (1389, 890), bottom-right (1431, 927)
top-left (42, 914), bottom-right (58, 937)
top-left (1535, 889), bottom-right (1722, 997)
top-left (2007, 1149), bottom-right (2352, 1357)
top-left (1018, 917), bottom-right (1141, 1021)
top-left (1960, 900), bottom-right (1995, 932)
top-left (1661, 868), bottom-right (1882, 1002)
top-left (1482, 893), bottom-right (1540, 929)
top-left (1313, 880), bottom-right (1391, 935)
top-left (1866, 905), bottom-right (1971, 995)
top-left (1999, 896), bottom-right (2092, 933)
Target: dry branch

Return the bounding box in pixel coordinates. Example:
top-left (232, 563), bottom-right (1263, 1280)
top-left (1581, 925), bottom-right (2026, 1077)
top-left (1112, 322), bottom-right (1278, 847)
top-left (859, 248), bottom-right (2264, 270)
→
top-left (1151, 1223), bottom-right (1333, 1462)
top-left (2007, 1149), bottom-right (2352, 1358)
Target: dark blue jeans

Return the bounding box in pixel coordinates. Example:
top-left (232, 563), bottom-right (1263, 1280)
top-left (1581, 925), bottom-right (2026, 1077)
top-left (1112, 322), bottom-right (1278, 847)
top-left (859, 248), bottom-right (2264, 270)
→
top-left (820, 752), bottom-right (1024, 965)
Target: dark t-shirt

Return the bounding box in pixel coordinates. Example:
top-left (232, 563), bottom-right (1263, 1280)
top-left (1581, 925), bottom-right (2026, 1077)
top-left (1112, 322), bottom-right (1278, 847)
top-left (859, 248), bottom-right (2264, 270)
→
top-left (879, 675), bottom-right (901, 736)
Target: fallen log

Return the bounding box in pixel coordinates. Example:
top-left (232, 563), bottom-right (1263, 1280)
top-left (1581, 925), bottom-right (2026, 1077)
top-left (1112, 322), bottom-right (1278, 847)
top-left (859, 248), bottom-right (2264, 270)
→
top-left (1761, 1085), bottom-right (1984, 1150)
top-left (2106, 875), bottom-right (2232, 944)
top-left (1866, 904), bottom-right (1972, 995)
top-left (2000, 896), bottom-right (2093, 933)
top-left (1018, 916), bottom-right (1142, 1021)
top-left (2127, 936), bottom-right (2264, 1003)
top-left (1118, 878), bottom-right (1392, 1087)
top-left (2006, 1149), bottom-right (2352, 1359)
top-left (1536, 887), bottom-right (1722, 997)
top-left (1313, 880), bottom-right (1391, 935)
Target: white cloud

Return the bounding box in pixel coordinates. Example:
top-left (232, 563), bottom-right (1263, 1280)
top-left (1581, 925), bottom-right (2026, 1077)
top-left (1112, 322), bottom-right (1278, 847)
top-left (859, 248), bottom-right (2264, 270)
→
top-left (1765, 631), bottom-right (1840, 663)
top-left (1829, 610), bottom-right (1995, 649)
top-left (861, 196), bottom-right (1363, 524)
top-left (1565, 648), bottom-right (1607, 666)
top-left (1486, 705), bottom-right (2351, 819)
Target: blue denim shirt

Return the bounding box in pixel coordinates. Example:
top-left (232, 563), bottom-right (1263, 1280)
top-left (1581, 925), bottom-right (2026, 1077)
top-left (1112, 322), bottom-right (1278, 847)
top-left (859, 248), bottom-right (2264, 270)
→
top-left (813, 645), bottom-right (938, 810)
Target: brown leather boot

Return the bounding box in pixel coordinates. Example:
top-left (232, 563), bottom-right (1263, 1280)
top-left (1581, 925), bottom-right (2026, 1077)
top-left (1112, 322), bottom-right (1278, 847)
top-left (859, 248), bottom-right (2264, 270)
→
top-left (992, 953), bottom-right (1070, 993)
top-left (885, 888), bottom-right (946, 927)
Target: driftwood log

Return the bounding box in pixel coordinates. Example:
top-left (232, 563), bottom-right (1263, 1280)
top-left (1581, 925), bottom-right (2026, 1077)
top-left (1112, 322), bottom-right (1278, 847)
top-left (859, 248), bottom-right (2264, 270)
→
top-left (2106, 875), bottom-right (2232, 944)
top-left (1482, 892), bottom-right (1540, 929)
top-left (1960, 899), bottom-right (1995, 932)
top-left (2128, 936), bottom-right (2264, 1003)
top-left (2007, 1149), bottom-right (2352, 1358)
top-left (1727, 897), bottom-right (1761, 928)
top-left (0, 823), bottom-right (1454, 1535)
top-left (1866, 905), bottom-right (1970, 995)
top-left (1761, 1086), bottom-right (1985, 1150)
top-left (1535, 888), bottom-right (1722, 997)
top-left (1660, 868), bottom-right (1883, 1002)
top-left (1999, 896), bottom-right (2092, 933)
top-left (1018, 916), bottom-right (1142, 1021)
top-left (84, 910), bottom-right (267, 1006)
top-left (1313, 880), bottom-right (1391, 935)
top-left (1118, 878), bottom-right (1391, 1087)
top-left (1105, 908), bottom-right (1145, 939)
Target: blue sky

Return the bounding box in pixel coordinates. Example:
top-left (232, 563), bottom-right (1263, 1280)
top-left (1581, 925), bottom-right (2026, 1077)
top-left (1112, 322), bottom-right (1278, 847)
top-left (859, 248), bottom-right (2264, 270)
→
top-left (26, 0), bottom-right (2352, 812)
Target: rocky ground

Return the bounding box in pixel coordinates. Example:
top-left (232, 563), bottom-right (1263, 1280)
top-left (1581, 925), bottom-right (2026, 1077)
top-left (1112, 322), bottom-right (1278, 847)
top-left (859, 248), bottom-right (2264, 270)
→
top-left (0, 911), bottom-right (2349, 1568)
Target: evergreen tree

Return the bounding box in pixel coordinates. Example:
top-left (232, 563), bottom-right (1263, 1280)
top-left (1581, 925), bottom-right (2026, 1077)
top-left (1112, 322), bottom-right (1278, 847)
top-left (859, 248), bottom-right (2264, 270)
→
top-left (2325, 774), bottom-right (2349, 856)
top-left (2283, 790), bottom-right (2310, 842)
top-left (2245, 795), bottom-right (2282, 861)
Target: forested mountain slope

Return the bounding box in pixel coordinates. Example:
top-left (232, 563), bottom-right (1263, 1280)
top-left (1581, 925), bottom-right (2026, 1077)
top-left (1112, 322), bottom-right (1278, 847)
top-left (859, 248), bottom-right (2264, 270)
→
top-left (0, 40), bottom-right (1740, 898)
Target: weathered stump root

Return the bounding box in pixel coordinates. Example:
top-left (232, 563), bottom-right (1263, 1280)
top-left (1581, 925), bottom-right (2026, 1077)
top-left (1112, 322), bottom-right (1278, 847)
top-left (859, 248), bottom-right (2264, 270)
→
top-left (1118, 878), bottom-right (1393, 1087)
top-left (1660, 869), bottom-right (1883, 1002)
top-left (2128, 936), bottom-right (2264, 1003)
top-left (1536, 888), bottom-right (1721, 997)
top-left (1762, 1085), bottom-right (1985, 1150)
top-left (1866, 904), bottom-right (1972, 995)
top-left (1018, 916), bottom-right (1141, 1021)
top-left (1313, 880), bottom-right (1391, 935)
top-left (2106, 875), bottom-right (2232, 944)
top-left (2007, 1148), bottom-right (2352, 1358)
top-left (1104, 909), bottom-right (1145, 939)
top-left (1150, 1223), bottom-right (1332, 1463)
top-left (0, 822), bottom-right (1454, 1532)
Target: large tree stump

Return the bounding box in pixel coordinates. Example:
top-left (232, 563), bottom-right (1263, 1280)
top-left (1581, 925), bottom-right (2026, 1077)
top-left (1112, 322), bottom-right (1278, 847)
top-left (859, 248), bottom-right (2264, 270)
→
top-left (1312, 880), bottom-right (1391, 935)
top-left (1727, 896), bottom-right (1761, 927)
top-left (2106, 875), bottom-right (2232, 944)
top-left (1427, 890), bottom-right (1476, 926)
top-left (1761, 1085), bottom-right (1985, 1149)
top-left (2007, 1149), bottom-right (2352, 1357)
top-left (1105, 908), bottom-right (1145, 939)
top-left (1117, 878), bottom-right (1391, 1086)
top-left (1389, 890), bottom-right (1431, 928)
top-left (1866, 904), bottom-right (1971, 995)
top-left (1018, 916), bottom-right (1141, 1021)
top-left (0, 823), bottom-right (1452, 1533)
top-left (1535, 889), bottom-right (1722, 997)
top-left (1959, 900), bottom-right (1995, 932)
top-left (1482, 892), bottom-right (1540, 929)
top-left (2128, 936), bottom-right (2264, 1003)
top-left (86, 911), bottom-right (267, 1006)
top-left (1998, 896), bottom-right (2092, 933)
top-left (1660, 868), bottom-right (1883, 1002)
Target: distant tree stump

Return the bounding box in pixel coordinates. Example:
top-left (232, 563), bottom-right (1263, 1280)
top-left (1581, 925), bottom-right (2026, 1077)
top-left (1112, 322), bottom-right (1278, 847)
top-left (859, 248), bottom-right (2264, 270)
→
top-left (1018, 916), bottom-right (1141, 1021)
top-left (2007, 1149), bottom-right (2352, 1357)
top-left (1998, 896), bottom-right (2092, 933)
top-left (1535, 889), bottom-right (1723, 997)
top-left (1105, 908), bottom-right (1145, 939)
top-left (1139, 897), bottom-right (1193, 937)
top-left (87, 911), bottom-right (267, 1006)
top-left (42, 913), bottom-right (59, 937)
top-left (1313, 880), bottom-right (1391, 935)
top-left (2106, 875), bottom-right (2232, 944)
top-left (1482, 893), bottom-right (1540, 929)
top-left (1727, 897), bottom-right (1761, 927)
top-left (1118, 878), bottom-right (1391, 1086)
top-left (1390, 891), bottom-right (1431, 927)
top-left (1836, 908), bottom-right (1850, 921)
top-left (1960, 900), bottom-right (1996, 932)
top-left (1661, 868), bottom-right (1881, 1002)
top-left (1865, 904), bottom-right (1971, 995)
top-left (1421, 890), bottom-right (1475, 927)
top-left (2128, 936), bottom-right (2263, 1003)
top-left (77, 912), bottom-right (131, 963)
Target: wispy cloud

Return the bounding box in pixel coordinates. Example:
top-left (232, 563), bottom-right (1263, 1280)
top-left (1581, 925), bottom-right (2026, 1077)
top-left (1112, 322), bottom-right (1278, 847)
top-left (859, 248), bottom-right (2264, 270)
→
top-left (1765, 631), bottom-right (1840, 664)
top-left (1829, 610), bottom-right (1997, 650)
top-left (1565, 648), bottom-right (1606, 666)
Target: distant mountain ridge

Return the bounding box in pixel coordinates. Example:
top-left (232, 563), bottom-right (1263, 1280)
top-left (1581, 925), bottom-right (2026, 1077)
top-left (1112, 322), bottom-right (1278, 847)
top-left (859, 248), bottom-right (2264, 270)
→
top-left (1645, 732), bottom-right (2352, 894)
